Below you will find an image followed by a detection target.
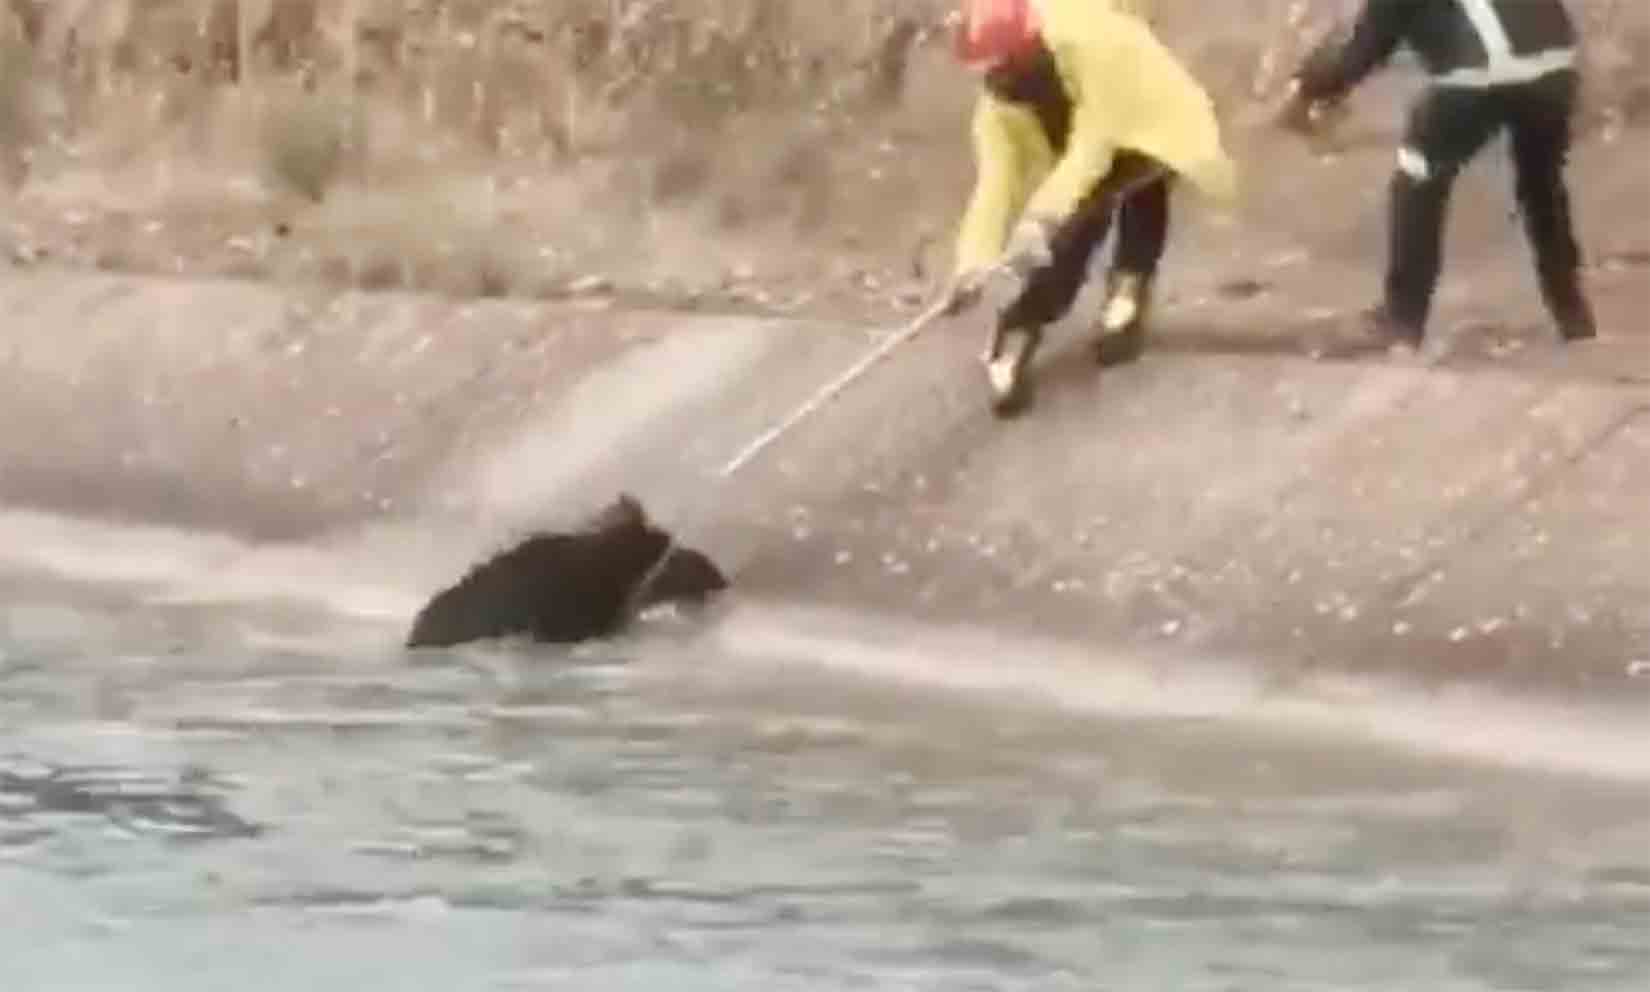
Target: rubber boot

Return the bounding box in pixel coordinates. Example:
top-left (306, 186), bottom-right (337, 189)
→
top-left (1539, 267), bottom-right (1597, 342)
top-left (1094, 270), bottom-right (1153, 368)
top-left (1554, 299), bottom-right (1598, 343)
top-left (1359, 302), bottom-right (1425, 353)
top-left (982, 322), bottom-right (1043, 418)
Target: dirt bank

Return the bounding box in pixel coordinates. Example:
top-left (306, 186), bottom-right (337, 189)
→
top-left (3, 1), bottom-right (1646, 321)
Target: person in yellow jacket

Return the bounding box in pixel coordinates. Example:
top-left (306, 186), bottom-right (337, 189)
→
top-left (943, 0), bottom-right (1237, 416)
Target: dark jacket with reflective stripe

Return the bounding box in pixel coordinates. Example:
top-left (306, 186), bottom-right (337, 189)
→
top-left (1297, 0), bottom-right (1579, 99)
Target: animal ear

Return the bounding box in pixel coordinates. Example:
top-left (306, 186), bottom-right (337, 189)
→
top-left (594, 492), bottom-right (648, 531)
top-left (617, 493), bottom-right (648, 526)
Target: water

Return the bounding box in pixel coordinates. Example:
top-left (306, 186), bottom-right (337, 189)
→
top-left (1, 560), bottom-right (1648, 991)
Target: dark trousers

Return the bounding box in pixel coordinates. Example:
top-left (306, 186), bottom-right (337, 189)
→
top-left (1386, 69), bottom-right (1588, 335)
top-left (1000, 151), bottom-right (1172, 332)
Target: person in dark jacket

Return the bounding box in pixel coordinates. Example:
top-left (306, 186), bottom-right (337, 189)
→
top-left (1282, 0), bottom-right (1597, 349)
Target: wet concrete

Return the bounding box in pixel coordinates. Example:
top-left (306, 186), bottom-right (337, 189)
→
top-left (0, 265), bottom-right (1645, 704)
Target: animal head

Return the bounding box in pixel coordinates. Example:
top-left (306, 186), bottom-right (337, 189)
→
top-left (636, 546), bottom-right (730, 609)
top-left (591, 493), bottom-right (730, 609)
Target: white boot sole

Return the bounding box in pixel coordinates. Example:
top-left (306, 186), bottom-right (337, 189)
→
top-left (1100, 294), bottom-right (1140, 333)
top-left (985, 355), bottom-right (1021, 396)
top-left (982, 332), bottom-right (1035, 413)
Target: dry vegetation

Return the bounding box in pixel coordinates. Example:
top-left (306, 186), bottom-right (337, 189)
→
top-left (1, 1), bottom-right (1645, 312)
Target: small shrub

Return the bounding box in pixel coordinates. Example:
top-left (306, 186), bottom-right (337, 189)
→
top-left (0, 35), bottom-right (37, 187)
top-left (260, 85), bottom-right (356, 202)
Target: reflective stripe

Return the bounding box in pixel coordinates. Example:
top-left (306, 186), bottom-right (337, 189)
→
top-left (1434, 47), bottom-right (1577, 87)
top-left (1456, 0), bottom-right (1515, 64)
top-left (1443, 0), bottom-right (1574, 88)
top-left (1396, 146), bottom-right (1431, 181)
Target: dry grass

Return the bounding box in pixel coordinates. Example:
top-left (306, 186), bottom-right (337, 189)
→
top-left (0, 34), bottom-right (36, 189)
top-left (4, 0), bottom-right (1646, 302)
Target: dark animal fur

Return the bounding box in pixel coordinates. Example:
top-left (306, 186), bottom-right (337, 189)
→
top-left (405, 494), bottom-right (728, 649)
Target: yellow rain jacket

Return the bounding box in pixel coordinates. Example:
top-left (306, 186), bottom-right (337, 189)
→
top-left (955, 0), bottom-right (1238, 276)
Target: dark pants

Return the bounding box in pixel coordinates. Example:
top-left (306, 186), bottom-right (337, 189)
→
top-left (999, 151), bottom-right (1171, 332)
top-left (1386, 69), bottom-right (1588, 336)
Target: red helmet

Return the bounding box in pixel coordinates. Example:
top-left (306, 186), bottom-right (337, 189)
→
top-left (952, 0), bottom-right (1043, 71)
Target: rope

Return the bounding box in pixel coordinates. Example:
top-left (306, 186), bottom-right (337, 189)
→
top-left (620, 293), bottom-right (956, 623)
top-left (716, 296), bottom-right (954, 479)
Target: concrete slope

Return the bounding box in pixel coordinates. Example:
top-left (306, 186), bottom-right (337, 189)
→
top-left (0, 267), bottom-right (1645, 705)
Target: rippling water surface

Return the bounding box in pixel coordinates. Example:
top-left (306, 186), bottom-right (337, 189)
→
top-left (2, 567), bottom-right (1647, 992)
